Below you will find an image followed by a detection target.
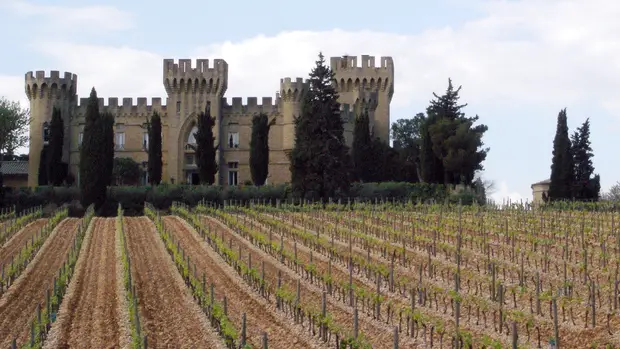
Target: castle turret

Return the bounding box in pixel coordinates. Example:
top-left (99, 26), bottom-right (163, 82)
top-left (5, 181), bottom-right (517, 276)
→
top-left (279, 77), bottom-right (308, 153)
top-left (163, 59), bottom-right (228, 184)
top-left (25, 71), bottom-right (77, 187)
top-left (331, 55), bottom-right (394, 143)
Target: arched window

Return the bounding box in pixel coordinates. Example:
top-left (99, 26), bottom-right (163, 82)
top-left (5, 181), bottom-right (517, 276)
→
top-left (187, 126), bottom-right (198, 144)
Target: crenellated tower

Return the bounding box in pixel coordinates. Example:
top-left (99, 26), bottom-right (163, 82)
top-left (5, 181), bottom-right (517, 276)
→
top-left (163, 58), bottom-right (228, 184)
top-left (25, 71), bottom-right (77, 187)
top-left (331, 55), bottom-right (394, 143)
top-left (279, 77), bottom-right (308, 152)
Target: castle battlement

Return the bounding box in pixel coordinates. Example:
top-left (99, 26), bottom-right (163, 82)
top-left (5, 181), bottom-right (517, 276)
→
top-left (222, 97), bottom-right (279, 115)
top-left (25, 70), bottom-right (77, 100)
top-left (279, 77), bottom-right (307, 102)
top-left (76, 97), bottom-right (166, 118)
top-left (163, 59), bottom-right (228, 96)
top-left (330, 55), bottom-right (393, 71)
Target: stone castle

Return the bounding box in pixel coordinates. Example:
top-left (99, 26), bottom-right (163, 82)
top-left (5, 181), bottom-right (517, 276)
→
top-left (25, 55), bottom-right (394, 187)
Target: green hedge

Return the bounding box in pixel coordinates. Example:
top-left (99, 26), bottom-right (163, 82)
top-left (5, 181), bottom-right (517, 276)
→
top-left (2, 182), bottom-right (483, 216)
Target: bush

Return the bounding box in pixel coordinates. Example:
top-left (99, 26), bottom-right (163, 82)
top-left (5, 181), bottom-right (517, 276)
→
top-left (2, 182), bottom-right (456, 215)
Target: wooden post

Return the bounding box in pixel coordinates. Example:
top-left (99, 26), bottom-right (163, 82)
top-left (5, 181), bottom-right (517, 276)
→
top-left (143, 335), bottom-right (148, 349)
top-left (241, 313), bottom-right (247, 346)
top-left (224, 296), bottom-right (228, 316)
top-left (263, 332), bottom-right (268, 349)
top-left (349, 256), bottom-right (354, 307)
top-left (354, 307), bottom-right (359, 339)
top-left (393, 326), bottom-right (399, 349)
top-left (553, 296), bottom-right (559, 348)
top-left (511, 321), bottom-right (518, 349)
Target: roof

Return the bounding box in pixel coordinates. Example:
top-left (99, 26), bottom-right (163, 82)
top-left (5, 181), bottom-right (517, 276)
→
top-left (0, 161), bottom-right (28, 175)
top-left (531, 178), bottom-right (551, 188)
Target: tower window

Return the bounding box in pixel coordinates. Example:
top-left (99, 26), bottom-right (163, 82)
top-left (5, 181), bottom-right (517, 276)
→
top-left (42, 122), bottom-right (50, 144)
top-left (115, 132), bottom-right (125, 150)
top-left (228, 161), bottom-right (238, 186)
top-left (228, 132), bottom-right (239, 148)
top-left (78, 132), bottom-right (83, 147)
top-left (143, 132), bottom-right (149, 150)
top-left (176, 101), bottom-right (181, 115)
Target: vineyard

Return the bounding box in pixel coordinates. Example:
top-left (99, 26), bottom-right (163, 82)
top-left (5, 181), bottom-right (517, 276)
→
top-left (0, 201), bottom-right (618, 348)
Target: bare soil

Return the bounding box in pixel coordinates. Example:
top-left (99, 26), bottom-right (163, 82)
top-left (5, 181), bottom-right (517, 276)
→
top-left (162, 216), bottom-right (327, 349)
top-left (124, 217), bottom-right (225, 349)
top-left (44, 218), bottom-right (122, 349)
top-left (0, 218), bottom-right (48, 266)
top-left (0, 218), bottom-right (80, 348)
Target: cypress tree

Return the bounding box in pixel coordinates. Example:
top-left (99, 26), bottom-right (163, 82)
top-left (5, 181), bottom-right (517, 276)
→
top-left (38, 145), bottom-right (48, 185)
top-left (47, 107), bottom-right (64, 186)
top-left (101, 112), bottom-right (115, 186)
top-left (80, 88), bottom-right (107, 209)
top-left (290, 52), bottom-right (351, 204)
top-left (571, 118), bottom-right (599, 200)
top-left (147, 111), bottom-right (163, 185)
top-left (351, 108), bottom-right (373, 182)
top-left (195, 102), bottom-right (218, 185)
top-left (249, 113), bottom-right (272, 186)
top-left (548, 108), bottom-right (574, 201)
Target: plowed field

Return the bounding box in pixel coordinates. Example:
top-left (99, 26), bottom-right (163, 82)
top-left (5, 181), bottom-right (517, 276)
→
top-left (44, 218), bottom-right (124, 349)
top-left (0, 218), bottom-right (48, 266)
top-left (0, 218), bottom-right (80, 348)
top-left (162, 216), bottom-right (326, 349)
top-left (124, 217), bottom-right (225, 349)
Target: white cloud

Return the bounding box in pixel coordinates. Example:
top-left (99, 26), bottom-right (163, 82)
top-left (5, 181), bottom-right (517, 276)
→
top-left (1, 0), bottom-right (133, 32)
top-left (490, 181), bottom-right (525, 205)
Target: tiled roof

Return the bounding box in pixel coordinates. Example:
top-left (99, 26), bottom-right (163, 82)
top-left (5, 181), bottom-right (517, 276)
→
top-left (0, 161), bottom-right (28, 175)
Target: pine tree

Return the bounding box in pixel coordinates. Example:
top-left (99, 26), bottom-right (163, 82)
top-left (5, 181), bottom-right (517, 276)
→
top-left (351, 108), bottom-right (373, 182)
top-left (147, 111), bottom-right (163, 185)
top-left (548, 108), bottom-right (574, 201)
top-left (195, 102), bottom-right (218, 185)
top-left (571, 118), bottom-right (599, 200)
top-left (47, 107), bottom-right (64, 186)
top-left (290, 52), bottom-right (351, 204)
top-left (250, 113), bottom-right (272, 185)
top-left (80, 88), bottom-right (107, 209)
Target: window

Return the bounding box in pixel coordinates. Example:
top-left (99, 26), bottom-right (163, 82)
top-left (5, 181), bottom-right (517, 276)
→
top-left (115, 132), bottom-right (125, 150)
top-left (187, 126), bottom-right (198, 145)
top-left (141, 170), bottom-right (149, 185)
top-left (228, 162), bottom-right (238, 186)
top-left (78, 132), bottom-right (83, 147)
top-left (143, 132), bottom-right (149, 150)
top-left (228, 132), bottom-right (239, 148)
top-left (185, 154), bottom-right (195, 166)
top-left (176, 101), bottom-right (181, 115)
top-left (42, 122), bottom-right (50, 144)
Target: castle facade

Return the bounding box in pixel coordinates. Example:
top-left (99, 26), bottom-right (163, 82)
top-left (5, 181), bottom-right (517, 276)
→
top-left (25, 55), bottom-right (394, 187)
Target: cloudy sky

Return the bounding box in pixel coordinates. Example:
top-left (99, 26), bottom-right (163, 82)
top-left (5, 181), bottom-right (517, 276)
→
top-left (0, 0), bottom-right (617, 202)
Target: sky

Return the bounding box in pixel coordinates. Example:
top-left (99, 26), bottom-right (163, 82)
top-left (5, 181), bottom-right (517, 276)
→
top-left (0, 0), bottom-right (618, 203)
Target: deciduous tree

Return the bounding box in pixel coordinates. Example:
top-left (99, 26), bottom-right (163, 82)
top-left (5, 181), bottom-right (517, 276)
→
top-left (113, 157), bottom-right (141, 185)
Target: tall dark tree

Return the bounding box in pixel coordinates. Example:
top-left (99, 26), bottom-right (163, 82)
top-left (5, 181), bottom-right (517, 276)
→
top-left (47, 107), bottom-right (64, 186)
top-left (391, 114), bottom-right (425, 182)
top-left (250, 113), bottom-right (273, 185)
top-left (80, 88), bottom-right (107, 209)
top-left (351, 108), bottom-right (373, 182)
top-left (290, 52), bottom-right (351, 203)
top-left (548, 108), bottom-right (574, 201)
top-left (101, 112), bottom-right (115, 186)
top-left (421, 79), bottom-right (488, 185)
top-left (571, 118), bottom-right (600, 200)
top-left (38, 145), bottom-right (49, 185)
top-left (146, 111), bottom-right (163, 185)
top-left (195, 102), bottom-right (218, 185)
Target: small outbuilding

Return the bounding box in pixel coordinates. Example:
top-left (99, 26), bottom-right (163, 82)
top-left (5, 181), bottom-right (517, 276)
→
top-left (531, 179), bottom-right (550, 205)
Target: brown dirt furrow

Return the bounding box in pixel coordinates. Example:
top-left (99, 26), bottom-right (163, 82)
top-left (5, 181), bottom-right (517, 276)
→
top-left (0, 218), bottom-right (48, 266)
top-left (0, 218), bottom-right (80, 348)
top-left (200, 215), bottom-right (404, 349)
top-left (44, 218), bottom-right (122, 349)
top-left (162, 216), bottom-right (327, 349)
top-left (124, 217), bottom-right (225, 349)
